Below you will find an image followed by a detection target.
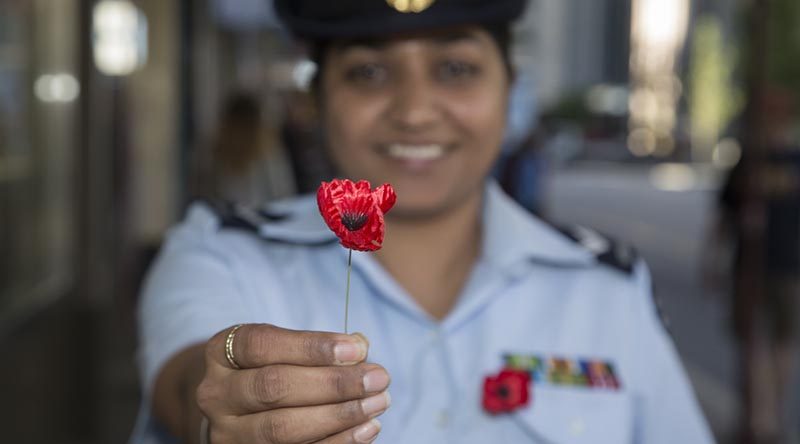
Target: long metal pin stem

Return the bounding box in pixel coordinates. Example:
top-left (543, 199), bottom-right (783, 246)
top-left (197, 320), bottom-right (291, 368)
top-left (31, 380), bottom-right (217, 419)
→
top-left (344, 249), bottom-right (352, 334)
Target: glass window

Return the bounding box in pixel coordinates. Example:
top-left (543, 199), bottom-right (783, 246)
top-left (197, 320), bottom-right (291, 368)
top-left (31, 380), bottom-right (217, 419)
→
top-left (0, 0), bottom-right (79, 323)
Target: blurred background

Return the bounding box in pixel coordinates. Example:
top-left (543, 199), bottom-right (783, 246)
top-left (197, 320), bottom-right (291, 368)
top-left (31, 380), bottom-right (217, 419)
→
top-left (0, 0), bottom-right (798, 443)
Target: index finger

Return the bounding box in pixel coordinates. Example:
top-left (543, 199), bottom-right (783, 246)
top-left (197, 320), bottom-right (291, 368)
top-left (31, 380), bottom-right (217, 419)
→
top-left (209, 324), bottom-right (369, 369)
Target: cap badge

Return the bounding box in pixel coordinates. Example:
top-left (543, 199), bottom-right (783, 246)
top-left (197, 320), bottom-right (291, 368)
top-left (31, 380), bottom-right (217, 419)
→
top-left (386, 0), bottom-right (435, 13)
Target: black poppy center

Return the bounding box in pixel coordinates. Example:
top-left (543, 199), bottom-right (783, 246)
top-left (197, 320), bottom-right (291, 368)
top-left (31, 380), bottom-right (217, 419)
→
top-left (341, 212), bottom-right (369, 231)
top-left (497, 385), bottom-right (510, 399)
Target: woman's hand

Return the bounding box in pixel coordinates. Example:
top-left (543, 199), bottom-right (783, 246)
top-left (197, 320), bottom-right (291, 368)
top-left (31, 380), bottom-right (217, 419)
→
top-left (197, 324), bottom-right (391, 444)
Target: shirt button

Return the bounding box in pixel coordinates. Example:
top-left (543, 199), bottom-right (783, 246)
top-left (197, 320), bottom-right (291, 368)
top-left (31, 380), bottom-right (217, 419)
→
top-left (436, 410), bottom-right (449, 428)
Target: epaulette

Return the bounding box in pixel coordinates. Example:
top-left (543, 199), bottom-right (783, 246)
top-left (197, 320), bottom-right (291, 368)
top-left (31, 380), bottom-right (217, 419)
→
top-left (213, 201), bottom-right (290, 232)
top-left (558, 224), bottom-right (670, 330)
top-left (206, 200), bottom-right (338, 247)
top-left (557, 225), bottom-right (638, 275)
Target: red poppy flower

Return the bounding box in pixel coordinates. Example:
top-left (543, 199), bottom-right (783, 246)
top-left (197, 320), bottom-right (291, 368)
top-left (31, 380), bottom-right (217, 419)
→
top-left (482, 369), bottom-right (532, 415)
top-left (317, 179), bottom-right (397, 252)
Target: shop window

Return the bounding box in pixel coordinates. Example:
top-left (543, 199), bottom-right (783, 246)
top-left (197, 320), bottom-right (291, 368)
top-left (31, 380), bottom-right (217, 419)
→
top-left (0, 1), bottom-right (79, 324)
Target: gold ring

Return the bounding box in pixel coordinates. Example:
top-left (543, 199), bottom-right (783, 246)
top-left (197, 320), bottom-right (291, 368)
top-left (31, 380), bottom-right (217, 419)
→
top-left (225, 324), bottom-right (244, 369)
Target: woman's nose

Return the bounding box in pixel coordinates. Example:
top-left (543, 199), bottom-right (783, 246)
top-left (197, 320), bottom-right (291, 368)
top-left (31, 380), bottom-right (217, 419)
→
top-left (387, 75), bottom-right (440, 131)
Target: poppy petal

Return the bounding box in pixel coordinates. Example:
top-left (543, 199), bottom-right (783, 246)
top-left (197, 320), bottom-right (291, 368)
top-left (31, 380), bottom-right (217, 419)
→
top-left (373, 183), bottom-right (397, 214)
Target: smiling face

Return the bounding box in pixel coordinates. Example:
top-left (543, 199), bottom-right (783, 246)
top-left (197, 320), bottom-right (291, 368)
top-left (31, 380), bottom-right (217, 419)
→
top-left (319, 26), bottom-right (511, 220)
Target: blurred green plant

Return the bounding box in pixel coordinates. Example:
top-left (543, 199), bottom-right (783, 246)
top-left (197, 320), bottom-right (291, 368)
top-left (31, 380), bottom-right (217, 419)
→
top-left (688, 15), bottom-right (744, 160)
top-left (766, 0), bottom-right (800, 110)
top-left (541, 91), bottom-right (593, 125)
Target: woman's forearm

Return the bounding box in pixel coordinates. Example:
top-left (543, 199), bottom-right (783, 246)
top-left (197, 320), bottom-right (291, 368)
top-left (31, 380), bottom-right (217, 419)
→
top-left (152, 344), bottom-right (207, 443)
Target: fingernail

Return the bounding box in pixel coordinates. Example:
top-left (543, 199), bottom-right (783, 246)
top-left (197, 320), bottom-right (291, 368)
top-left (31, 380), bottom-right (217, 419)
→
top-left (334, 338), bottom-right (366, 365)
top-left (354, 419), bottom-right (381, 443)
top-left (352, 333), bottom-right (370, 359)
top-left (361, 391), bottom-right (390, 417)
top-left (363, 367), bottom-right (390, 393)
top-left (352, 332), bottom-right (370, 348)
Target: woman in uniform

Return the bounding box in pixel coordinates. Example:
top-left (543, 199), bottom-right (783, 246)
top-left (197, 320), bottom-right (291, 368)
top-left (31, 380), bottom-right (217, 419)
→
top-left (131, 1), bottom-right (714, 443)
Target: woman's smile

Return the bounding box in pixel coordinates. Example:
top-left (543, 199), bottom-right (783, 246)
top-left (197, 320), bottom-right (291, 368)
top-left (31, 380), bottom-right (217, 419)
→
top-left (376, 142), bottom-right (453, 172)
top-left (321, 27), bottom-right (510, 217)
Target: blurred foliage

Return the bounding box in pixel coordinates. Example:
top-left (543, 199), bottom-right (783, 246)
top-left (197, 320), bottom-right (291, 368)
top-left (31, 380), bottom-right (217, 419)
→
top-left (540, 91), bottom-right (593, 125)
top-left (688, 15), bottom-right (743, 151)
top-left (738, 0), bottom-right (800, 115)
top-left (766, 0), bottom-right (800, 108)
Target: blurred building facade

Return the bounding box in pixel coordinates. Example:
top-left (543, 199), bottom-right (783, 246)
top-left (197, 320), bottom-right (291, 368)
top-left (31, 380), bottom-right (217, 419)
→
top-left (518, 0), bottom-right (631, 108)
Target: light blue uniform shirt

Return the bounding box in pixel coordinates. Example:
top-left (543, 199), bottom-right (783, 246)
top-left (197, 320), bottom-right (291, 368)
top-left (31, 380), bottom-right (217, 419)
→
top-left (131, 181), bottom-right (714, 444)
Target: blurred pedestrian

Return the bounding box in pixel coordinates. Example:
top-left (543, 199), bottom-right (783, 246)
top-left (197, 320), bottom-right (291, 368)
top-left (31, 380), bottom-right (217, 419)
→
top-left (711, 91), bottom-right (799, 444)
top-left (496, 72), bottom-right (549, 217)
top-left (497, 120), bottom-right (549, 217)
top-left (193, 91), bottom-right (296, 206)
top-left (280, 88), bottom-right (335, 194)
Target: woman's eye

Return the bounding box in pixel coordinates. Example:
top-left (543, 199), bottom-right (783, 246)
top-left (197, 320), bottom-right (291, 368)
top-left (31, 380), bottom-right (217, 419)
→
top-left (437, 60), bottom-right (480, 81)
top-left (345, 63), bottom-right (388, 85)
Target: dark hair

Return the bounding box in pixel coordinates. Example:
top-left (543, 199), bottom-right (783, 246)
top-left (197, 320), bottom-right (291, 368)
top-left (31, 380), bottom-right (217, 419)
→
top-left (308, 23), bottom-right (513, 95)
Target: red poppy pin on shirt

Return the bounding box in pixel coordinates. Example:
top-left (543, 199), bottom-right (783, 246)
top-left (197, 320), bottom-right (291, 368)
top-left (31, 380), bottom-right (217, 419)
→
top-left (317, 179), bottom-right (396, 332)
top-left (483, 368), bottom-right (532, 415)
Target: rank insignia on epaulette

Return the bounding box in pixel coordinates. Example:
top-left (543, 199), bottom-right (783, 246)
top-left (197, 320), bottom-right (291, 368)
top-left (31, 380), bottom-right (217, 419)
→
top-left (557, 225), bottom-right (638, 275)
top-left (503, 353), bottom-right (622, 390)
top-left (218, 202), bottom-right (268, 232)
top-left (214, 201), bottom-right (290, 233)
top-left (209, 200), bottom-right (339, 247)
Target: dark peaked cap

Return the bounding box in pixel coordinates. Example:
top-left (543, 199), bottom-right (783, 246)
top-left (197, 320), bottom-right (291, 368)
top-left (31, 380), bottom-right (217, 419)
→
top-left (274, 0), bottom-right (528, 39)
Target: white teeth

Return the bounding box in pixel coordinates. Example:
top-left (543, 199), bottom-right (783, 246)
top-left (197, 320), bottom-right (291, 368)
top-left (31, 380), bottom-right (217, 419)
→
top-left (387, 144), bottom-right (445, 161)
